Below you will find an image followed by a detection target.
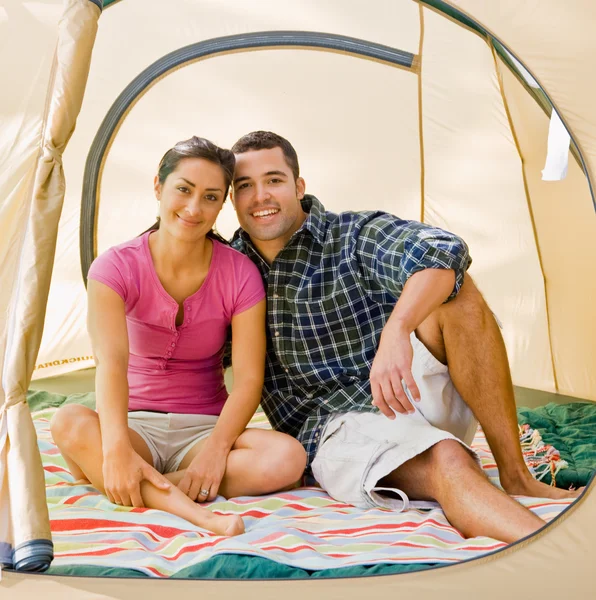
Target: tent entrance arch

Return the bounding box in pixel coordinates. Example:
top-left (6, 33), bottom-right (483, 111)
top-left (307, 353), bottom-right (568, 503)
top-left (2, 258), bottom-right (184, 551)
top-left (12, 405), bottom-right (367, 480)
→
top-left (80, 31), bottom-right (417, 280)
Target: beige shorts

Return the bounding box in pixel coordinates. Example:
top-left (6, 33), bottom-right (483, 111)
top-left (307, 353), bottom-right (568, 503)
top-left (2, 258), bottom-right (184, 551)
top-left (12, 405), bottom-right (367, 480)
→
top-left (311, 332), bottom-right (479, 511)
top-left (127, 411), bottom-right (218, 474)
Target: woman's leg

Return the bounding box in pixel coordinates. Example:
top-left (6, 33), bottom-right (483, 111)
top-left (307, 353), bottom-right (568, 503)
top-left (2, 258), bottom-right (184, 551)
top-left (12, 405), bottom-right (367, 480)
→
top-left (50, 404), bottom-right (244, 536)
top-left (168, 429), bottom-right (307, 497)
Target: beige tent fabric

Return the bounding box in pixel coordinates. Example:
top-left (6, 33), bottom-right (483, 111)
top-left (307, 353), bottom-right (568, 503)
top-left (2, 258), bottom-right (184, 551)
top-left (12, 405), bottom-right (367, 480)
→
top-left (445, 0), bottom-right (596, 223)
top-left (0, 0), bottom-right (100, 568)
top-left (419, 7), bottom-right (555, 392)
top-left (497, 60), bottom-right (596, 400)
top-left (0, 0), bottom-right (66, 565)
top-left (0, 0), bottom-right (64, 400)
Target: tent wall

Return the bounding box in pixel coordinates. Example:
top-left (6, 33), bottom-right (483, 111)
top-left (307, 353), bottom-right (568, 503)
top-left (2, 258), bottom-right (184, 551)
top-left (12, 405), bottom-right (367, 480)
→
top-left (447, 0), bottom-right (596, 192)
top-left (419, 7), bottom-right (555, 391)
top-left (497, 59), bottom-right (596, 400)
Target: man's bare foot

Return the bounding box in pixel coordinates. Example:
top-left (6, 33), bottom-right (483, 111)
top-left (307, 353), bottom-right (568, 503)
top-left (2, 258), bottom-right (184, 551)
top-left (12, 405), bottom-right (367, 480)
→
top-left (501, 472), bottom-right (584, 500)
top-left (198, 511), bottom-right (245, 537)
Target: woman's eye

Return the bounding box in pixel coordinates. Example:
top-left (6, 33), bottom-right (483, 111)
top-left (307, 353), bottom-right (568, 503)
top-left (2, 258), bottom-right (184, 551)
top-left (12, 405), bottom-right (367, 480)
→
top-left (178, 187), bottom-right (189, 193)
top-left (205, 195), bottom-right (218, 202)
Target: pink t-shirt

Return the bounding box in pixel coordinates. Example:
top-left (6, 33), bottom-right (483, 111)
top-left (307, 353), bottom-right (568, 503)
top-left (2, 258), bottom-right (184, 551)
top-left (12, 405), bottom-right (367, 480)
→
top-left (87, 232), bottom-right (265, 415)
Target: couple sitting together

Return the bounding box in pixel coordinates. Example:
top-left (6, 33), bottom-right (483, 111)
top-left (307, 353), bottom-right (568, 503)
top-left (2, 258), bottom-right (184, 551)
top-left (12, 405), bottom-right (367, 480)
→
top-left (51, 131), bottom-right (579, 541)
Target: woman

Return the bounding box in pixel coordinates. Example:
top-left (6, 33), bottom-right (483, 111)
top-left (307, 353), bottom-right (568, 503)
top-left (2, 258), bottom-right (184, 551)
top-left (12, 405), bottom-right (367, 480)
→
top-left (51, 136), bottom-right (306, 537)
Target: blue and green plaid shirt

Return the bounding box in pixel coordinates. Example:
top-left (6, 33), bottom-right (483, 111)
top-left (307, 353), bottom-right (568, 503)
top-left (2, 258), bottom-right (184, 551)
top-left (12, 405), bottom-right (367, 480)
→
top-left (231, 196), bottom-right (471, 467)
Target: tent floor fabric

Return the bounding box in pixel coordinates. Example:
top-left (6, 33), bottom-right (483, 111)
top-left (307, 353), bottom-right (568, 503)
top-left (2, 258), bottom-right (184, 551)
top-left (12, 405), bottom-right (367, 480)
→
top-left (27, 391), bottom-right (596, 579)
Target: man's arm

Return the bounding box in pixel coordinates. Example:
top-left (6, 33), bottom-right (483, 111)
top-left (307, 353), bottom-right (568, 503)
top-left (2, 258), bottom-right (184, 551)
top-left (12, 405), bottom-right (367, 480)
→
top-left (370, 268), bottom-right (455, 418)
top-left (357, 216), bottom-right (471, 418)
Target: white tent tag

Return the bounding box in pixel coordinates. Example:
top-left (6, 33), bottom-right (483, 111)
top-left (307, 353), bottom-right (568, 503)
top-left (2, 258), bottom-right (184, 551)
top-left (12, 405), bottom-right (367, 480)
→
top-left (541, 109), bottom-right (570, 181)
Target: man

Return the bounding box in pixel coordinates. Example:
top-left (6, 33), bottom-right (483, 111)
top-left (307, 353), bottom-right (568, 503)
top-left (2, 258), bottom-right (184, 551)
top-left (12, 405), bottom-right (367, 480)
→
top-left (228, 131), bottom-right (579, 544)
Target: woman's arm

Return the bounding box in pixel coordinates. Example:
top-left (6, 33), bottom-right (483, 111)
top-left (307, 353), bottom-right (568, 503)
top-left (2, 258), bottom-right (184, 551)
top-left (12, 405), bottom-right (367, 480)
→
top-left (87, 280), bottom-right (170, 506)
top-left (87, 280), bottom-right (132, 455)
top-left (177, 298), bottom-right (266, 501)
top-left (209, 298), bottom-right (267, 449)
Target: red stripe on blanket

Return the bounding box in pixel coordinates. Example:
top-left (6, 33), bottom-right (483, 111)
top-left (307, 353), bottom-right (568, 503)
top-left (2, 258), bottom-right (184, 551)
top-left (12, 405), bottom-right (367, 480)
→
top-left (50, 518), bottom-right (194, 538)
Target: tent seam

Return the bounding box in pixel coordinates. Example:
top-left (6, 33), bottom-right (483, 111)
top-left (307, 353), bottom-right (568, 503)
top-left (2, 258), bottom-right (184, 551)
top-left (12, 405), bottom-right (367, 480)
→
top-left (490, 44), bottom-right (559, 393)
top-left (418, 4), bottom-right (426, 223)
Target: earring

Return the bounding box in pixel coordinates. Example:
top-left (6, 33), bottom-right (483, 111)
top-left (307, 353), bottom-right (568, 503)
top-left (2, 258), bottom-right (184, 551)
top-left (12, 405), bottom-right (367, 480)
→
top-left (156, 200), bottom-right (160, 219)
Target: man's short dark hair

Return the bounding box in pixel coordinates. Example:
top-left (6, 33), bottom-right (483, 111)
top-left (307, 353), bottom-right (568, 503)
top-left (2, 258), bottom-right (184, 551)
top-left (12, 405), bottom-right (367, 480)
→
top-left (231, 131), bottom-right (300, 181)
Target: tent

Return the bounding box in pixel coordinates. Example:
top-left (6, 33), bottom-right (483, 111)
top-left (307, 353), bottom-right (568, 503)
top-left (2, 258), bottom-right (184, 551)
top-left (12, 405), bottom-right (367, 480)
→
top-left (1, 0), bottom-right (594, 597)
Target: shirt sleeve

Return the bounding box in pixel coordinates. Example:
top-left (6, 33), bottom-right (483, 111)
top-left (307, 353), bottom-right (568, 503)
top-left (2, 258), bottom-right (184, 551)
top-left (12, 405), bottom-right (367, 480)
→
top-left (87, 247), bottom-right (129, 303)
top-left (232, 255), bottom-right (266, 316)
top-left (356, 215), bottom-right (472, 302)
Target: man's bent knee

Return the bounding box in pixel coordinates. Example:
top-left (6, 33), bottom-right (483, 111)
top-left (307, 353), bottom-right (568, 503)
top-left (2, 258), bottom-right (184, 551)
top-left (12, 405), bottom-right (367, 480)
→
top-left (428, 439), bottom-right (478, 473)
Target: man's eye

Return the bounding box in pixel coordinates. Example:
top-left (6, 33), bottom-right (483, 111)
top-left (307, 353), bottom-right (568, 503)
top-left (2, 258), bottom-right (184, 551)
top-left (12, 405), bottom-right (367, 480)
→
top-left (237, 183), bottom-right (250, 190)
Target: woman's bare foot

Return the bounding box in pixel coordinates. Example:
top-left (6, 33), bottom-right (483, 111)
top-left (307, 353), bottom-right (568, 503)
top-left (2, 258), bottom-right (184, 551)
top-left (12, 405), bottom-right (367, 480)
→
top-left (501, 471), bottom-right (584, 500)
top-left (197, 511), bottom-right (245, 536)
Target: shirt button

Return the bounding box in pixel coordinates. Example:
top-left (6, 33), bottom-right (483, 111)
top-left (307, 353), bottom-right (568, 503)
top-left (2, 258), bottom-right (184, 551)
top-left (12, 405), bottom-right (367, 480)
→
top-left (273, 294), bottom-right (280, 299)
top-left (284, 368), bottom-right (289, 373)
top-left (274, 330), bottom-right (280, 337)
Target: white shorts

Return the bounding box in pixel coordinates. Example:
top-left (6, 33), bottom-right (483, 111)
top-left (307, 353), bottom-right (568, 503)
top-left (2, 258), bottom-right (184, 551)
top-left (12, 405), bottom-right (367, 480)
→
top-left (311, 332), bottom-right (479, 511)
top-left (127, 411), bottom-right (218, 474)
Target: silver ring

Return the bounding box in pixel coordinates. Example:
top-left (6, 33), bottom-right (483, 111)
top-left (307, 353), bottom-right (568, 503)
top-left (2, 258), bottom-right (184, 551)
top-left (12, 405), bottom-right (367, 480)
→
top-left (199, 489), bottom-right (209, 496)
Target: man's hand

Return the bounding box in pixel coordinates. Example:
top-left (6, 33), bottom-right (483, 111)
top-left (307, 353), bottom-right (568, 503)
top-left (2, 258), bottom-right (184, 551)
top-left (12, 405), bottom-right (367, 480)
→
top-left (103, 447), bottom-right (171, 507)
top-left (369, 325), bottom-right (421, 418)
top-left (177, 441), bottom-right (229, 503)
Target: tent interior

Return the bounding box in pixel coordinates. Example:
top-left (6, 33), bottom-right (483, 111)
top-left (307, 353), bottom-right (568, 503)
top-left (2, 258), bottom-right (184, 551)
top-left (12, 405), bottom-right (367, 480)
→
top-left (1, 0), bottom-right (595, 597)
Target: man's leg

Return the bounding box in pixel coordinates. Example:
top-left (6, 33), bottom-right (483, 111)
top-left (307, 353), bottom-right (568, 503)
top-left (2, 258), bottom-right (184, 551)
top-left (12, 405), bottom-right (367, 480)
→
top-left (381, 439), bottom-right (545, 543)
top-left (415, 274), bottom-right (579, 499)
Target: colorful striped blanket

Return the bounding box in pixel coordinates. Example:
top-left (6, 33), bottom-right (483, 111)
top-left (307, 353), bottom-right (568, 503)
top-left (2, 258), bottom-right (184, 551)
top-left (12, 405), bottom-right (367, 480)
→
top-left (35, 407), bottom-right (573, 578)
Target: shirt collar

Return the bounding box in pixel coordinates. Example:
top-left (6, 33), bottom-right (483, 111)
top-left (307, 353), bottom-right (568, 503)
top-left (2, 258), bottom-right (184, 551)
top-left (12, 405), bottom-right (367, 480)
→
top-left (300, 195), bottom-right (327, 245)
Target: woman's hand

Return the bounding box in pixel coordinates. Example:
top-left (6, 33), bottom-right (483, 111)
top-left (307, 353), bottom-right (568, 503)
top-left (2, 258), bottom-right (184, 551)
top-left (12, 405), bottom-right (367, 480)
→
top-left (370, 324), bottom-right (420, 418)
top-left (177, 440), bottom-right (229, 503)
top-left (103, 446), bottom-right (171, 507)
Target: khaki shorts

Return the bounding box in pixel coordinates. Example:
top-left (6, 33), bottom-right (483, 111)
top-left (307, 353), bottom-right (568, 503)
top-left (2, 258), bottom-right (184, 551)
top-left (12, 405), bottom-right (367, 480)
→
top-left (311, 332), bottom-right (479, 511)
top-left (127, 411), bottom-right (218, 474)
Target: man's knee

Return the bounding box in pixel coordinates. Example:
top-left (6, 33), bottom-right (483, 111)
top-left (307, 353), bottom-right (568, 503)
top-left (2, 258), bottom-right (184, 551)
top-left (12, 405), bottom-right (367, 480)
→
top-left (50, 404), bottom-right (96, 449)
top-left (441, 274), bottom-right (493, 328)
top-left (428, 439), bottom-right (478, 474)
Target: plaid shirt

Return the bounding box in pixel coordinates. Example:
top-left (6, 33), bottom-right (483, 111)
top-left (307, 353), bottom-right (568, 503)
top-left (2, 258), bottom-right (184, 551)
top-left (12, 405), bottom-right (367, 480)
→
top-left (230, 196), bottom-right (471, 468)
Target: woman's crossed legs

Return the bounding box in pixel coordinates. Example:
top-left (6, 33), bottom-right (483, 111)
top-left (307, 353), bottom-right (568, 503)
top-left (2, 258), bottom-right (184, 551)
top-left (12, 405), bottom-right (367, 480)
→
top-left (50, 404), bottom-right (306, 536)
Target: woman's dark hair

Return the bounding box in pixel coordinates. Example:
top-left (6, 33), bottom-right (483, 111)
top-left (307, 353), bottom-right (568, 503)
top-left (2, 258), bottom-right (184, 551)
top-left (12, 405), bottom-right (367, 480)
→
top-left (142, 136), bottom-right (234, 244)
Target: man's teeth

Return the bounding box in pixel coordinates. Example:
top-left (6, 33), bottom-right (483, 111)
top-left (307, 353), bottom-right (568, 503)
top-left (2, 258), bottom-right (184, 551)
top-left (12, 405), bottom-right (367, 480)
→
top-left (253, 209), bottom-right (279, 217)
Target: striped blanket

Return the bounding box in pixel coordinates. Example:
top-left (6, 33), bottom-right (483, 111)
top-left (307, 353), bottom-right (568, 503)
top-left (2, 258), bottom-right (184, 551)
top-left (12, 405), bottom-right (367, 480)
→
top-left (35, 407), bottom-right (572, 578)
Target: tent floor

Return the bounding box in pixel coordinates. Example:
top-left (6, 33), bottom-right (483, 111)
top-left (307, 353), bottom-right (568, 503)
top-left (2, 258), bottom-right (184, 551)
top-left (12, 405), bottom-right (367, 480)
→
top-left (30, 368), bottom-right (588, 409)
